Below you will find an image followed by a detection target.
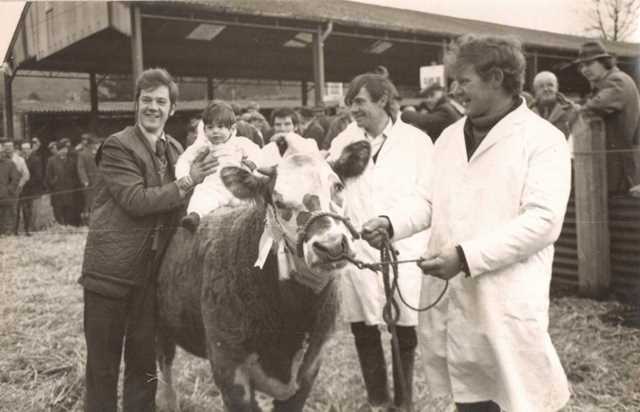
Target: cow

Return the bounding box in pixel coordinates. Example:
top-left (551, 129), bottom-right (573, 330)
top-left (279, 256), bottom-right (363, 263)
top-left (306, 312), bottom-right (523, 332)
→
top-left (156, 135), bottom-right (371, 412)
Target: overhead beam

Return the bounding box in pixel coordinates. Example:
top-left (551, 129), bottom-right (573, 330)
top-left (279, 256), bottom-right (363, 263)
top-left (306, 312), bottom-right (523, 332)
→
top-left (141, 12), bottom-right (317, 33)
top-left (130, 4), bottom-right (144, 91)
top-left (89, 73), bottom-right (98, 133)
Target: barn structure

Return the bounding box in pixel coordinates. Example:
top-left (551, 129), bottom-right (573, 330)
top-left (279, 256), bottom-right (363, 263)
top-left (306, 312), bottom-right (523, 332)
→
top-left (3, 0), bottom-right (640, 300)
top-left (3, 0), bottom-right (639, 140)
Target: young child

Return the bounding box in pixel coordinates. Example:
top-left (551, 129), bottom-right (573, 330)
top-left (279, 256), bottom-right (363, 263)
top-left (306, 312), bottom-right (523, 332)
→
top-left (176, 100), bottom-right (264, 232)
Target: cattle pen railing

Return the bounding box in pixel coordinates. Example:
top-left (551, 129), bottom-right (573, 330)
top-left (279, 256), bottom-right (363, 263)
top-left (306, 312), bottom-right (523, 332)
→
top-left (551, 115), bottom-right (640, 303)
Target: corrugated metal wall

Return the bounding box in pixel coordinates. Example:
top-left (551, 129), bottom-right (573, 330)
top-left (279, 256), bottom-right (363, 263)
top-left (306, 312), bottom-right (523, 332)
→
top-left (552, 196), bottom-right (640, 301)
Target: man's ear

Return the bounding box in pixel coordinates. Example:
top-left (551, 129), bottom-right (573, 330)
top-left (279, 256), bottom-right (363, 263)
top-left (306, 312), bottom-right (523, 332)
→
top-left (489, 68), bottom-right (505, 90)
top-left (169, 103), bottom-right (176, 117)
top-left (221, 166), bottom-right (271, 199)
top-left (330, 140), bottom-right (371, 180)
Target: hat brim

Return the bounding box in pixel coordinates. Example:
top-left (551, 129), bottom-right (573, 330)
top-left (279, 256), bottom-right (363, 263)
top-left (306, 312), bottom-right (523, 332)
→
top-left (571, 52), bottom-right (612, 65)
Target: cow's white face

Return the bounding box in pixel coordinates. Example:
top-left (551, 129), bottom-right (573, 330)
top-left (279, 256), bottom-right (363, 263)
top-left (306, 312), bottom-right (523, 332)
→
top-left (271, 154), bottom-right (351, 271)
top-left (221, 134), bottom-right (371, 290)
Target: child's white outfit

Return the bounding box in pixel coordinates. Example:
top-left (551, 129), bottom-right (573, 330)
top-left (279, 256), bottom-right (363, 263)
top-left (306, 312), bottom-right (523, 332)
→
top-left (175, 122), bottom-right (264, 217)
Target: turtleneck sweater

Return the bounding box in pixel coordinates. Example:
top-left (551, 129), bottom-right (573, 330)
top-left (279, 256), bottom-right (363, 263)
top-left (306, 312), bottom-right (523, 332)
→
top-left (463, 96), bottom-right (521, 160)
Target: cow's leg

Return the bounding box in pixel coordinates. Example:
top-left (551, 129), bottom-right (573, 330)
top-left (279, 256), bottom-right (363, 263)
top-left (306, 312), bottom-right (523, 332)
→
top-left (272, 338), bottom-right (325, 412)
top-left (212, 359), bottom-right (262, 412)
top-left (156, 333), bottom-right (179, 412)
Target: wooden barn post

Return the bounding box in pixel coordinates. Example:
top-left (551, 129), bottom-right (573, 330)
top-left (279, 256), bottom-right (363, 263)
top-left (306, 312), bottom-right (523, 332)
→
top-left (572, 115), bottom-right (611, 298)
top-left (130, 3), bottom-right (144, 92)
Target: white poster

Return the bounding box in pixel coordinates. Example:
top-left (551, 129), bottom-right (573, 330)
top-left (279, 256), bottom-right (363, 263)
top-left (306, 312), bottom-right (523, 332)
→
top-left (419, 65), bottom-right (445, 90)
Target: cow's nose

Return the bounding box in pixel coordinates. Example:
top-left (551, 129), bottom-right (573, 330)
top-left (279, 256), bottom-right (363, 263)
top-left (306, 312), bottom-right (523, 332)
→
top-left (312, 234), bottom-right (349, 260)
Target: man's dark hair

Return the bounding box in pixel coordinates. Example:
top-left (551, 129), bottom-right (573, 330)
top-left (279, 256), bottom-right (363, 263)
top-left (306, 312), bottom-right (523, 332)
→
top-left (595, 56), bottom-right (615, 70)
top-left (271, 107), bottom-right (300, 127)
top-left (444, 34), bottom-right (526, 96)
top-left (135, 68), bottom-right (179, 106)
top-left (201, 100), bottom-right (236, 128)
top-left (344, 73), bottom-right (399, 120)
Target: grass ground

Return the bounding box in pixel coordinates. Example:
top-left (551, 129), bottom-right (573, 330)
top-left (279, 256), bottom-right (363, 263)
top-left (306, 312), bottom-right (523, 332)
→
top-left (1, 226), bottom-right (638, 411)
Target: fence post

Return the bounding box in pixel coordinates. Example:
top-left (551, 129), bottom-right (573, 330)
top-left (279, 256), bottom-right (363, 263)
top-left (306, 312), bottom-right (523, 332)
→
top-left (572, 114), bottom-right (611, 298)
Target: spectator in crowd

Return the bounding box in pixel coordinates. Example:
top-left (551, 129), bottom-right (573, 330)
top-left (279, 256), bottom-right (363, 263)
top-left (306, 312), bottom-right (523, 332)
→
top-left (45, 141), bottom-right (58, 220)
top-left (46, 140), bottom-right (78, 225)
top-left (235, 118), bottom-right (264, 148)
top-left (327, 72), bottom-right (434, 411)
top-left (361, 34), bottom-right (571, 412)
top-left (15, 141), bottom-right (43, 236)
top-left (271, 107), bottom-right (301, 137)
top-left (401, 83), bottom-right (462, 142)
top-left (297, 106), bottom-right (331, 150)
top-left (324, 111), bottom-right (353, 149)
top-left (77, 133), bottom-right (100, 224)
top-left (575, 40), bottom-right (640, 195)
top-left (79, 68), bottom-right (217, 411)
top-left (247, 111), bottom-right (270, 142)
top-left (0, 141), bottom-right (20, 235)
top-left (530, 71), bottom-right (580, 139)
top-left (6, 140), bottom-right (30, 195)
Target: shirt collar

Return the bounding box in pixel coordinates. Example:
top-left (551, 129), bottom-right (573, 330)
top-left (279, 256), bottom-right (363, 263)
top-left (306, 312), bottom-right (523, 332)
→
top-left (137, 124), bottom-right (166, 147)
top-left (364, 117), bottom-right (393, 140)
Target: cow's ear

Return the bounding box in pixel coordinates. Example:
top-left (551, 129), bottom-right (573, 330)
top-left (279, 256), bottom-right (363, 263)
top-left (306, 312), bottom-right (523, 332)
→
top-left (330, 140), bottom-right (371, 180)
top-left (220, 166), bottom-right (271, 199)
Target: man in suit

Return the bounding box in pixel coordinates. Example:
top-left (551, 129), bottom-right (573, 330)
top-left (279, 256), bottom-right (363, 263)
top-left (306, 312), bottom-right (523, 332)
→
top-left (15, 141), bottom-right (44, 235)
top-left (76, 133), bottom-right (100, 224)
top-left (78, 68), bottom-right (218, 412)
top-left (530, 71), bottom-right (579, 139)
top-left (576, 40), bottom-right (640, 195)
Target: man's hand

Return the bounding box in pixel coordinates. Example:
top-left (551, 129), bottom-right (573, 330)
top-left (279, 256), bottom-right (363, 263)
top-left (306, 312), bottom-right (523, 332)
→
top-left (417, 245), bottom-right (462, 280)
top-left (189, 147), bottom-right (219, 184)
top-left (361, 217), bottom-right (392, 250)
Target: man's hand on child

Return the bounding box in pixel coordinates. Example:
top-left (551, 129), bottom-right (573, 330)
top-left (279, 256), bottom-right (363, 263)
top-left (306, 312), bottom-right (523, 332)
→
top-left (190, 148), bottom-right (219, 184)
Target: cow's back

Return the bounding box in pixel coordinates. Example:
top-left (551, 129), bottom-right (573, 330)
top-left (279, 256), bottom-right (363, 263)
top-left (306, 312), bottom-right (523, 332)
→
top-left (157, 204), bottom-right (265, 357)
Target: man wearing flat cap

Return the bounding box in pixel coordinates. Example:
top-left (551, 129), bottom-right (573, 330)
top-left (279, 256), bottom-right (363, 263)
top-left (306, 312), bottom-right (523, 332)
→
top-left (575, 40), bottom-right (640, 195)
top-left (401, 83), bottom-right (461, 142)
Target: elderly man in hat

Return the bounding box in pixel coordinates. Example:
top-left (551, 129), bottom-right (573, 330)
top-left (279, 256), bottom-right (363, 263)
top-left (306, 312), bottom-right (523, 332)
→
top-left (575, 40), bottom-right (640, 195)
top-left (401, 83), bottom-right (462, 142)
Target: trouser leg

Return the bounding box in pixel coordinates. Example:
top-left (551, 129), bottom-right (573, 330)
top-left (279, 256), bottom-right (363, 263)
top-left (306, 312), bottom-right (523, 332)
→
top-left (83, 289), bottom-right (127, 412)
top-left (456, 401), bottom-right (501, 412)
top-left (351, 322), bottom-right (390, 406)
top-left (391, 325), bottom-right (416, 410)
top-left (122, 280), bottom-right (158, 412)
top-left (23, 199), bottom-right (33, 233)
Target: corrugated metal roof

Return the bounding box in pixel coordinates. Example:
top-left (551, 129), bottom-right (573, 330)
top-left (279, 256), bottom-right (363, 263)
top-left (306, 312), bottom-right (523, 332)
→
top-left (151, 0), bottom-right (640, 57)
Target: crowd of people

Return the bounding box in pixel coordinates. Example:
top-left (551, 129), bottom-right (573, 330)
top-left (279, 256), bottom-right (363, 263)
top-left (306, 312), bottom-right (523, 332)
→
top-left (0, 133), bottom-right (102, 236)
top-left (1, 33), bottom-right (639, 411)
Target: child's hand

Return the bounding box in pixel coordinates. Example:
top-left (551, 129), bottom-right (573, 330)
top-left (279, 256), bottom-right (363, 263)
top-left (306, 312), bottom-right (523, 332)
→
top-left (194, 146), bottom-right (210, 162)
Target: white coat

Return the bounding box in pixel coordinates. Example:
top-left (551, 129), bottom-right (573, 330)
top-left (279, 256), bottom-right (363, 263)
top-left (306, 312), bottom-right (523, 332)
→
top-left (328, 118), bottom-right (433, 326)
top-left (393, 101), bottom-right (571, 411)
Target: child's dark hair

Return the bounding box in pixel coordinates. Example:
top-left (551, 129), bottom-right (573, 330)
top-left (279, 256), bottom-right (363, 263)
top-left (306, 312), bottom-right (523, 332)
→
top-left (201, 100), bottom-right (236, 128)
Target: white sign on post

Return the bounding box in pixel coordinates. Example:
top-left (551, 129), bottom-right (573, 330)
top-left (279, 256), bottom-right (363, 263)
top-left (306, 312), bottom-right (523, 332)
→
top-left (419, 65), bottom-right (445, 91)
top-left (324, 82), bottom-right (344, 101)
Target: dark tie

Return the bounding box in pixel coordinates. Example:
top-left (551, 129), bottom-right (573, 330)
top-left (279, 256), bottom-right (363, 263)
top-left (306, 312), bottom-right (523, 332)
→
top-left (155, 138), bottom-right (170, 182)
top-left (156, 138), bottom-right (167, 160)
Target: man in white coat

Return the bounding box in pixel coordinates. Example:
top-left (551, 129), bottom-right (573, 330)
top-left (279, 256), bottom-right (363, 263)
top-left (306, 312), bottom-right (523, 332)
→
top-left (328, 72), bottom-right (433, 411)
top-left (362, 35), bottom-right (571, 412)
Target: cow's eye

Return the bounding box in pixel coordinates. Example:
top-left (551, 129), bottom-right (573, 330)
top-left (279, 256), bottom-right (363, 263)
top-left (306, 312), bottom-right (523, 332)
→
top-left (333, 182), bottom-right (344, 193)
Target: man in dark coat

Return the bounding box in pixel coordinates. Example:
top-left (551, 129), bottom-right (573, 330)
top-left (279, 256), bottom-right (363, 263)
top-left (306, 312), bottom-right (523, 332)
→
top-left (76, 134), bottom-right (100, 224)
top-left (576, 40), bottom-right (640, 194)
top-left (78, 68), bottom-right (218, 412)
top-left (46, 141), bottom-right (78, 225)
top-left (530, 71), bottom-right (579, 139)
top-left (0, 140), bottom-right (20, 235)
top-left (15, 141), bottom-right (44, 235)
top-left (401, 83), bottom-right (462, 142)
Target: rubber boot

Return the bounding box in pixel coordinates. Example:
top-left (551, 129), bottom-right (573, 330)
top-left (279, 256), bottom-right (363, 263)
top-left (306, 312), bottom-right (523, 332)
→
top-left (351, 322), bottom-right (391, 409)
top-left (391, 326), bottom-right (417, 411)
